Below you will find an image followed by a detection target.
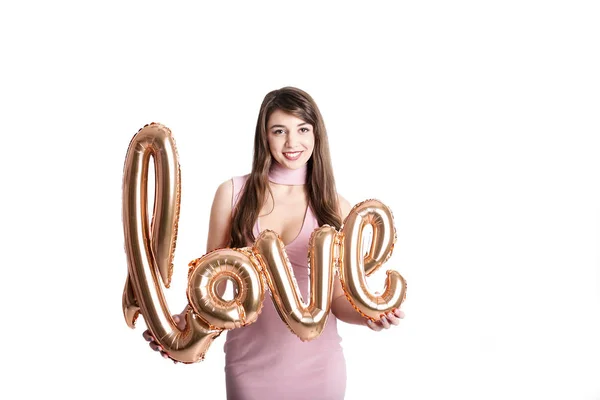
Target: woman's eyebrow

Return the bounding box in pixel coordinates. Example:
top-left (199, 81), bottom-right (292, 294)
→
top-left (269, 122), bottom-right (310, 129)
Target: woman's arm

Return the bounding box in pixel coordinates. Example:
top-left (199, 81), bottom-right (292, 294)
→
top-left (207, 179), bottom-right (234, 297)
top-left (181, 179), bottom-right (234, 313)
top-left (331, 279), bottom-right (369, 326)
top-left (206, 179), bottom-right (234, 252)
top-left (145, 179), bottom-right (235, 359)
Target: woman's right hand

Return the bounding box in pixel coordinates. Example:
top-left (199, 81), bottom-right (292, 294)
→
top-left (142, 313), bottom-right (187, 363)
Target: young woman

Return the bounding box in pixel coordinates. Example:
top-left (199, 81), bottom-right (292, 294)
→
top-left (144, 87), bottom-right (404, 399)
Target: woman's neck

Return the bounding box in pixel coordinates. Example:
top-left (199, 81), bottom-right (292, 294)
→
top-left (268, 162), bottom-right (307, 185)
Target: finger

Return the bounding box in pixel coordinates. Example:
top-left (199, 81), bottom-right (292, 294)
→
top-left (142, 330), bottom-right (154, 342)
top-left (387, 312), bottom-right (400, 326)
top-left (393, 309), bottom-right (405, 319)
top-left (149, 342), bottom-right (163, 352)
top-left (175, 315), bottom-right (186, 330)
top-left (380, 315), bottom-right (391, 329)
top-left (366, 319), bottom-right (382, 332)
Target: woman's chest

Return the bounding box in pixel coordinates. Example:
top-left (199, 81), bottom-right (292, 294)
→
top-left (258, 196), bottom-right (310, 246)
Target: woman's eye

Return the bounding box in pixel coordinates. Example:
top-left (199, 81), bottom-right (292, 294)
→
top-left (300, 127), bottom-right (310, 133)
top-left (273, 129), bottom-right (285, 135)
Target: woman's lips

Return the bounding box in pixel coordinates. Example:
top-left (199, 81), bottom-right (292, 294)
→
top-left (283, 151), bottom-right (303, 161)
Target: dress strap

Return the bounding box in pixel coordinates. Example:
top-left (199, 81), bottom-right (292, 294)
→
top-left (231, 174), bottom-right (250, 215)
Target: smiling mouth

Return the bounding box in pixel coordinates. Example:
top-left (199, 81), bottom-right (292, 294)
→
top-left (283, 151), bottom-right (303, 160)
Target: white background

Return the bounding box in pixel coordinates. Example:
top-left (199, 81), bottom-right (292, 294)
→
top-left (1, 1), bottom-right (599, 399)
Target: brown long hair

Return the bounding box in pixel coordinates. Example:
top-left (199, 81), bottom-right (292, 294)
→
top-left (230, 87), bottom-right (341, 247)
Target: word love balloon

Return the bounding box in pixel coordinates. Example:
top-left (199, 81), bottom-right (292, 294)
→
top-left (122, 123), bottom-right (407, 364)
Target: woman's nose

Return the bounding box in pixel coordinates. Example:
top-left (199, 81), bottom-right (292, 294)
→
top-left (285, 131), bottom-right (299, 147)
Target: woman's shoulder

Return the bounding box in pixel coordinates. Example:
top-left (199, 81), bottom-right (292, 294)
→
top-left (210, 179), bottom-right (233, 211)
top-left (212, 174), bottom-right (251, 209)
top-left (214, 174), bottom-right (249, 194)
top-left (231, 173), bottom-right (251, 188)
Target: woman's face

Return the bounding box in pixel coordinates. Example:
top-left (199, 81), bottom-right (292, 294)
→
top-left (266, 109), bottom-right (315, 170)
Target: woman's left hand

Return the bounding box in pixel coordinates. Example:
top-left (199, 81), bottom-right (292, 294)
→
top-left (366, 308), bottom-right (405, 331)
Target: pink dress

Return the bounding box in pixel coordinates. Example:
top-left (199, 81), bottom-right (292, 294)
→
top-left (224, 175), bottom-right (347, 400)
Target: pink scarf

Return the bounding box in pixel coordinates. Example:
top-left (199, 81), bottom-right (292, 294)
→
top-left (267, 162), bottom-right (307, 185)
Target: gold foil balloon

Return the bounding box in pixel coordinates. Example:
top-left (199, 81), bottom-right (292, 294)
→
top-left (122, 123), bottom-right (407, 363)
top-left (253, 227), bottom-right (337, 341)
top-left (122, 275), bottom-right (140, 329)
top-left (338, 199), bottom-right (407, 321)
top-left (187, 248), bottom-right (265, 330)
top-left (122, 123), bottom-right (221, 363)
